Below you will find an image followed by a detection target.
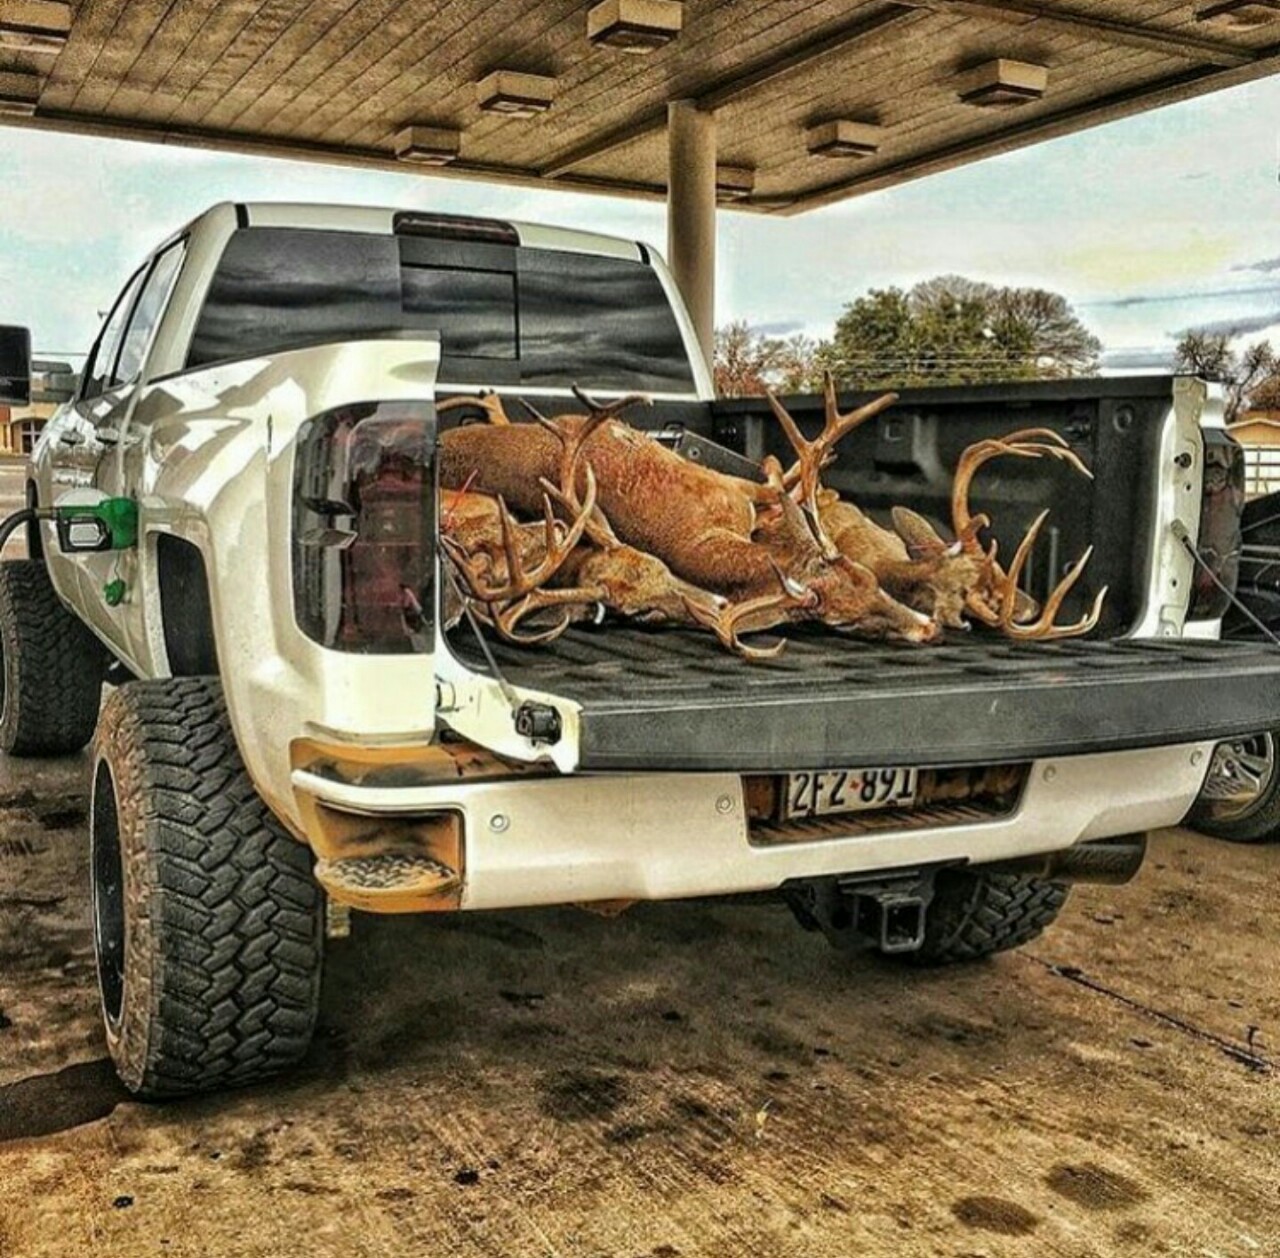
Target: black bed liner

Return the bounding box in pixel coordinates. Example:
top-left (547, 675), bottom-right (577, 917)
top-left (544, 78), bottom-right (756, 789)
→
top-left (450, 628), bottom-right (1280, 772)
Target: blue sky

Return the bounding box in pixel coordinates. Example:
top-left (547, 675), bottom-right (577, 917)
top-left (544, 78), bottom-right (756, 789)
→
top-left (2, 69), bottom-right (1279, 372)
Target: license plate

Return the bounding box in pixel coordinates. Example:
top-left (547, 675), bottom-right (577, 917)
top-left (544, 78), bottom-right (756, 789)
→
top-left (784, 767), bottom-right (919, 821)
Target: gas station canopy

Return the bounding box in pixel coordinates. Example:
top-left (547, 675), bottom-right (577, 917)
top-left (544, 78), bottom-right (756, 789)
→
top-left (1, 0), bottom-right (1277, 216)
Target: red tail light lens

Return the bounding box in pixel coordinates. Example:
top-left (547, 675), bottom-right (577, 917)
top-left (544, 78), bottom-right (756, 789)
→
top-left (292, 402), bottom-right (434, 653)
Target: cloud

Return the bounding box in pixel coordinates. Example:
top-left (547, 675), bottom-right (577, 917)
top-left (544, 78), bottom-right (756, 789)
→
top-left (1083, 283), bottom-right (1280, 309)
top-left (753, 320), bottom-right (805, 337)
top-left (1233, 256), bottom-right (1280, 275)
top-left (1173, 311), bottom-right (1280, 338)
top-left (1101, 347), bottom-right (1176, 371)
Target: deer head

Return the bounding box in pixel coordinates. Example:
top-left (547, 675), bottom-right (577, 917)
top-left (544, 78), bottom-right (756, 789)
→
top-left (802, 556), bottom-right (941, 644)
top-left (888, 507), bottom-right (986, 630)
top-left (760, 393), bottom-right (942, 644)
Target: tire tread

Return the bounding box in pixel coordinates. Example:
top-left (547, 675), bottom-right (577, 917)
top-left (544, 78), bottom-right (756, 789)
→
top-left (97, 678), bottom-right (322, 1097)
top-left (905, 869), bottom-right (1069, 966)
top-left (0, 559), bottom-right (105, 755)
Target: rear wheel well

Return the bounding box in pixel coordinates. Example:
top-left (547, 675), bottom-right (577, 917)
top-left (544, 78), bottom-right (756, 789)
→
top-left (156, 534), bottom-right (218, 676)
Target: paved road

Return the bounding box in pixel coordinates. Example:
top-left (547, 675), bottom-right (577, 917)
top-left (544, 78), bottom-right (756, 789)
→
top-left (0, 461), bottom-right (1276, 1256)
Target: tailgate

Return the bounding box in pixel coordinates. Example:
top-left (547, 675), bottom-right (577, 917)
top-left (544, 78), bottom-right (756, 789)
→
top-left (450, 628), bottom-right (1280, 772)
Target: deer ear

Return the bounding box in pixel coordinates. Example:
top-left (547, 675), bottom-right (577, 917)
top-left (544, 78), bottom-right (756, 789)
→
top-left (892, 507), bottom-right (950, 560)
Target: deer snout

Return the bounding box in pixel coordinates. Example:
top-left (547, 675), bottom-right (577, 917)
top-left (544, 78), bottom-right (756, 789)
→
top-left (904, 613), bottom-right (943, 644)
top-left (664, 582), bottom-right (727, 625)
top-left (877, 593), bottom-right (942, 645)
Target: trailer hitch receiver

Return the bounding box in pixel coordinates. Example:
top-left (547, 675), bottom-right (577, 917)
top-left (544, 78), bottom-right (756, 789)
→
top-left (784, 868), bottom-right (940, 955)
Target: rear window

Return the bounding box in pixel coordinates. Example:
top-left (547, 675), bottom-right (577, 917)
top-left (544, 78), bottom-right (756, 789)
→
top-left (186, 226), bottom-right (696, 393)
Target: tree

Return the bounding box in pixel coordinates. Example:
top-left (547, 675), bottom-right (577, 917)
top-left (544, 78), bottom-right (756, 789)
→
top-left (1174, 330), bottom-right (1280, 422)
top-left (817, 276), bottom-right (1101, 390)
top-left (714, 320), bottom-right (821, 396)
top-left (1250, 373), bottom-right (1280, 413)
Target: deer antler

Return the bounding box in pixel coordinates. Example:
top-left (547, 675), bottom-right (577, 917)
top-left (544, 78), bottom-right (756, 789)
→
top-left (437, 392), bottom-right (514, 425)
top-left (523, 391), bottom-right (628, 550)
top-left (681, 562), bottom-right (817, 661)
top-left (465, 396), bottom-right (624, 644)
top-left (767, 372), bottom-right (898, 559)
top-left (439, 464), bottom-right (606, 645)
top-left (439, 474), bottom-right (594, 603)
top-left (952, 429), bottom-right (1107, 639)
top-left (569, 384), bottom-right (652, 423)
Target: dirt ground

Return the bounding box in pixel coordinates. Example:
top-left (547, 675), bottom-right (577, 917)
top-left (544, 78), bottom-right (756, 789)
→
top-left (0, 739), bottom-right (1276, 1258)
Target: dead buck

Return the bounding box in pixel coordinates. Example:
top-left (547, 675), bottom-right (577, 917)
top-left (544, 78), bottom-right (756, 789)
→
top-left (438, 466), bottom-right (604, 645)
top-left (440, 396), bottom-right (804, 658)
top-left (439, 390), bottom-right (938, 645)
top-left (766, 375), bottom-right (1107, 640)
top-left (525, 399), bottom-right (800, 659)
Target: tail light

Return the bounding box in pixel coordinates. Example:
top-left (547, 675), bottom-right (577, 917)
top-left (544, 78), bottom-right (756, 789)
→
top-left (292, 402), bottom-right (434, 653)
top-left (1189, 429), bottom-right (1244, 620)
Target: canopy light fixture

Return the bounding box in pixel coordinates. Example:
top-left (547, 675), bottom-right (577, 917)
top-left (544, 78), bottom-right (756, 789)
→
top-left (0, 0), bottom-right (70, 52)
top-left (715, 165), bottom-right (756, 202)
top-left (587, 0), bottom-right (682, 53)
top-left (0, 69), bottom-right (39, 116)
top-left (1195, 1), bottom-right (1280, 27)
top-left (806, 120), bottom-right (883, 160)
top-left (955, 59), bottom-right (1049, 108)
top-left (476, 70), bottom-right (555, 117)
top-left (393, 125), bottom-right (461, 166)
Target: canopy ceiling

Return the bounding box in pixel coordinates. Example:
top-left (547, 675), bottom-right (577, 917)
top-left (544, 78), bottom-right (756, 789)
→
top-left (2, 1), bottom-right (1277, 214)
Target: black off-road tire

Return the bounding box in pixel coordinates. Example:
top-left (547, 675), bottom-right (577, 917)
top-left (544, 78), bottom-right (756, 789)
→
top-left (0, 559), bottom-right (106, 755)
top-left (1190, 796), bottom-right (1280, 844)
top-left (91, 678), bottom-right (323, 1097)
top-left (895, 868), bottom-right (1070, 966)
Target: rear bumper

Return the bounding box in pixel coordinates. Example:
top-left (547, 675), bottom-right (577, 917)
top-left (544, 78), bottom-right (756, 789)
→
top-left (293, 740), bottom-right (1212, 911)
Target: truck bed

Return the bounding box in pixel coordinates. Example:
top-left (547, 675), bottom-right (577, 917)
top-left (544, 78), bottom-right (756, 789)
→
top-left (446, 375), bottom-right (1200, 639)
top-left (450, 627), bottom-right (1280, 772)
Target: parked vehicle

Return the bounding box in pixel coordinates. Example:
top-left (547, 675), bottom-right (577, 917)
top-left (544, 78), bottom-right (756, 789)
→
top-left (3, 202), bottom-right (1279, 1096)
top-left (1190, 488), bottom-right (1280, 842)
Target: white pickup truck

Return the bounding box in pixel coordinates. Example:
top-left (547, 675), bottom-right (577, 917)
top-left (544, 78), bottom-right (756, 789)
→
top-left (2, 201), bottom-right (1277, 1098)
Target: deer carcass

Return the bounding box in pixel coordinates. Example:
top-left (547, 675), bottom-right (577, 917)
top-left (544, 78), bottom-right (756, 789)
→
top-left (766, 376), bottom-right (1108, 639)
top-left (439, 391), bottom-right (938, 646)
top-left (439, 405), bottom-right (795, 657)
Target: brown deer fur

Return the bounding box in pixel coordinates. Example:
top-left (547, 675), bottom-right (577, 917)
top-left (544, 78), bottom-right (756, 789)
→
top-left (440, 405), bottom-right (938, 644)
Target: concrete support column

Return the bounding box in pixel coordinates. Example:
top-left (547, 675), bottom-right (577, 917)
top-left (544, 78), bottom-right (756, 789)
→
top-left (666, 99), bottom-right (717, 367)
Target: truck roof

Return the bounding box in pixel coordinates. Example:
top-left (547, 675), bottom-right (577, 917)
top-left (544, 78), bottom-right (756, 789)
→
top-left (203, 200), bottom-right (646, 263)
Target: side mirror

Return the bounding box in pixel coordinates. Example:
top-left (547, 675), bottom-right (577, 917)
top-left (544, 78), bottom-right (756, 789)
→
top-left (0, 326), bottom-right (32, 406)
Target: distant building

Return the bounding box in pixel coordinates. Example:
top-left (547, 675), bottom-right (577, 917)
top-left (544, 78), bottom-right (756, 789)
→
top-left (1228, 412), bottom-right (1280, 500)
top-left (0, 360), bottom-right (76, 456)
top-left (0, 400), bottom-right (57, 456)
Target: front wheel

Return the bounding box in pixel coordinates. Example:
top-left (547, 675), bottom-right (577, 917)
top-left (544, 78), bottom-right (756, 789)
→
top-left (1187, 733), bottom-right (1280, 844)
top-left (0, 559), bottom-right (105, 755)
top-left (91, 678), bottom-right (323, 1097)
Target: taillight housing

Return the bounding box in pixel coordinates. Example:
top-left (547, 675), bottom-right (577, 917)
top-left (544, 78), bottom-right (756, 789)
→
top-left (1188, 429), bottom-right (1244, 621)
top-left (292, 402), bottom-right (434, 653)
